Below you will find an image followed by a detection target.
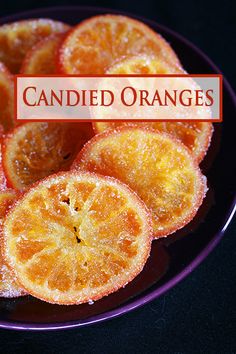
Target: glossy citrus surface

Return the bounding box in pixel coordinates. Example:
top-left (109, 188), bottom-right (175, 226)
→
top-left (21, 33), bottom-right (66, 74)
top-left (0, 62), bottom-right (14, 131)
top-left (93, 121), bottom-right (213, 163)
top-left (59, 15), bottom-right (181, 74)
top-left (73, 127), bottom-right (207, 238)
top-left (106, 54), bottom-right (182, 74)
top-left (0, 144), bottom-right (6, 190)
top-left (0, 189), bottom-right (25, 297)
top-left (2, 122), bottom-right (94, 190)
top-left (3, 172), bottom-right (152, 304)
top-left (93, 55), bottom-right (213, 163)
top-left (0, 19), bottom-right (69, 73)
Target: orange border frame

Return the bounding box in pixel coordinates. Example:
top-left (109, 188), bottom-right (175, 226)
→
top-left (14, 74), bottom-right (223, 123)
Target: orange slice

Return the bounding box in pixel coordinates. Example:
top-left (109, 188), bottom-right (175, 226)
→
top-left (72, 127), bottom-right (207, 238)
top-left (0, 189), bottom-right (25, 297)
top-left (0, 19), bottom-right (70, 73)
top-left (2, 122), bottom-right (94, 190)
top-left (58, 14), bottom-right (181, 74)
top-left (0, 62), bottom-right (14, 131)
top-left (93, 55), bottom-right (213, 163)
top-left (3, 171), bottom-right (152, 304)
top-left (93, 121), bottom-right (213, 163)
top-left (20, 33), bottom-right (67, 74)
top-left (106, 54), bottom-right (183, 74)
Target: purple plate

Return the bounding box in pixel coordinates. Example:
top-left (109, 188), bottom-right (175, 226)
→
top-left (0, 6), bottom-right (235, 331)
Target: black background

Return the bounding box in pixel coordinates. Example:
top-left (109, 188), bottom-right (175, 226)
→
top-left (0, 1), bottom-right (236, 353)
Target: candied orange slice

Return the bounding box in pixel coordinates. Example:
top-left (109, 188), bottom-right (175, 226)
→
top-left (106, 54), bottom-right (183, 74)
top-left (3, 172), bottom-right (152, 304)
top-left (58, 14), bottom-right (181, 74)
top-left (0, 62), bottom-right (14, 131)
top-left (21, 33), bottom-right (66, 74)
top-left (0, 189), bottom-right (25, 297)
top-left (93, 121), bottom-right (213, 163)
top-left (0, 19), bottom-right (70, 73)
top-left (72, 127), bottom-right (207, 238)
top-left (93, 55), bottom-right (213, 163)
top-left (2, 122), bottom-right (94, 190)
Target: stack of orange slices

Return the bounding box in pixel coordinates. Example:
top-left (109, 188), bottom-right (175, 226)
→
top-left (0, 14), bottom-right (213, 304)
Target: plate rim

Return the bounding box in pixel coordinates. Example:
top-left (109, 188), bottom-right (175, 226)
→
top-left (0, 5), bottom-right (235, 331)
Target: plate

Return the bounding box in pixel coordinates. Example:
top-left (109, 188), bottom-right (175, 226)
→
top-left (0, 6), bottom-right (235, 331)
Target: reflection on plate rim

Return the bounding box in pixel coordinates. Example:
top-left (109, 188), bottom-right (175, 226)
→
top-left (0, 6), bottom-right (235, 331)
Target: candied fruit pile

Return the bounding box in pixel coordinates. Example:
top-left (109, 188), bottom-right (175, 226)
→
top-left (0, 14), bottom-right (212, 305)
